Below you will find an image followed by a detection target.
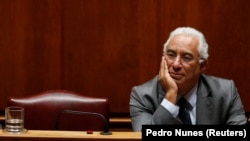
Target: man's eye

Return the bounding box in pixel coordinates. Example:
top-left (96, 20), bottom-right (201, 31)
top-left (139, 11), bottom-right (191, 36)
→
top-left (167, 53), bottom-right (175, 58)
top-left (182, 56), bottom-right (192, 61)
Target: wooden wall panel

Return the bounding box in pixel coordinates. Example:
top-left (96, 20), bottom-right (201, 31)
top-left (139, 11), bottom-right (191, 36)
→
top-left (0, 0), bottom-right (63, 108)
top-left (62, 0), bottom-right (160, 113)
top-left (0, 0), bottom-right (249, 114)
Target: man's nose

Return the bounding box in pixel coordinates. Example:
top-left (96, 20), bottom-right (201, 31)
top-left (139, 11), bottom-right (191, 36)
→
top-left (172, 56), bottom-right (182, 67)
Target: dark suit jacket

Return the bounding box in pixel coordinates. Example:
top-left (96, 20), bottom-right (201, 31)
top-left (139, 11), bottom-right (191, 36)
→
top-left (129, 74), bottom-right (247, 131)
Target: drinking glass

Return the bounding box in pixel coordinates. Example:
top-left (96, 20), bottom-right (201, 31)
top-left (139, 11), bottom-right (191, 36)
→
top-left (4, 107), bottom-right (26, 133)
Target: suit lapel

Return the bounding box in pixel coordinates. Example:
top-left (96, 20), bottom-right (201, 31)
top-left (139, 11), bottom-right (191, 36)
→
top-left (196, 79), bottom-right (214, 124)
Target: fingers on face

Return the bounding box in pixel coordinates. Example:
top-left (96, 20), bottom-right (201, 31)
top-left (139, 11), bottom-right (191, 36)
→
top-left (159, 56), bottom-right (168, 78)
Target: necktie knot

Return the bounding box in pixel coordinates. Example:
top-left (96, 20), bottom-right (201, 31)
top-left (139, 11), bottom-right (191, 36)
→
top-left (177, 97), bottom-right (192, 110)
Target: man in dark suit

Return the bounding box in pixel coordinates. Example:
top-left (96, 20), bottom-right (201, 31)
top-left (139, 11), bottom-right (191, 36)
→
top-left (129, 27), bottom-right (247, 131)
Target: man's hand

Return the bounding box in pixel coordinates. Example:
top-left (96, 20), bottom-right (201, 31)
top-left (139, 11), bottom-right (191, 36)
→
top-left (158, 56), bottom-right (178, 104)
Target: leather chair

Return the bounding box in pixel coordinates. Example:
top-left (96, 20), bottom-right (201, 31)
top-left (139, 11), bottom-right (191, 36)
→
top-left (6, 90), bottom-right (110, 132)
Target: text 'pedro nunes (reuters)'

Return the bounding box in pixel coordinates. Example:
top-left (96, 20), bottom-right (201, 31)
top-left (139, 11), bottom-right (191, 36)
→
top-left (142, 125), bottom-right (250, 141)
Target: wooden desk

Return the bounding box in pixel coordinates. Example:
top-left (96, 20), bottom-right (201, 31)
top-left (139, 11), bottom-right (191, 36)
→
top-left (0, 116), bottom-right (131, 123)
top-left (0, 130), bottom-right (141, 141)
top-left (0, 116), bottom-right (133, 131)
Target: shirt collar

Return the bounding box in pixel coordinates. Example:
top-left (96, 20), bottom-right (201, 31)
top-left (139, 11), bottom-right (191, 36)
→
top-left (183, 82), bottom-right (198, 109)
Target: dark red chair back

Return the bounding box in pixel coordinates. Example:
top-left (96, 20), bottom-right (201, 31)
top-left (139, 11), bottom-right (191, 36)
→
top-left (7, 90), bottom-right (110, 131)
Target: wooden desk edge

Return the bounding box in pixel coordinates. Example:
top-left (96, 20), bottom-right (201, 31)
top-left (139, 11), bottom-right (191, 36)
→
top-left (0, 116), bottom-right (131, 123)
top-left (109, 118), bottom-right (131, 123)
top-left (0, 130), bottom-right (141, 139)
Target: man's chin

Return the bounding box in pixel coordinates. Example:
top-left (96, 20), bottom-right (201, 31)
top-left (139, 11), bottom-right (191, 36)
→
top-left (173, 79), bottom-right (183, 85)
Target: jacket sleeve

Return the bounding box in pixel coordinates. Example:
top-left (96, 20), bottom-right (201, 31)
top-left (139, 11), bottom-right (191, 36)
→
top-left (129, 86), bottom-right (181, 132)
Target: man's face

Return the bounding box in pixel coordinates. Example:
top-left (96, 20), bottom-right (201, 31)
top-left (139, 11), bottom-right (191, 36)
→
top-left (164, 34), bottom-right (205, 95)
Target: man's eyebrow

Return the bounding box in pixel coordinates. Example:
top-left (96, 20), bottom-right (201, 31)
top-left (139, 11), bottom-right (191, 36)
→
top-left (166, 49), bottom-right (175, 52)
top-left (182, 52), bottom-right (193, 57)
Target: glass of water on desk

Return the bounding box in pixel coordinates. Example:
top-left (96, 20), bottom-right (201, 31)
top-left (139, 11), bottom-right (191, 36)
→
top-left (4, 107), bottom-right (27, 133)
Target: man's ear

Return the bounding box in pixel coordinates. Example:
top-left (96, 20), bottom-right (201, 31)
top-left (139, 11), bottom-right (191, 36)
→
top-left (200, 60), bottom-right (207, 72)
